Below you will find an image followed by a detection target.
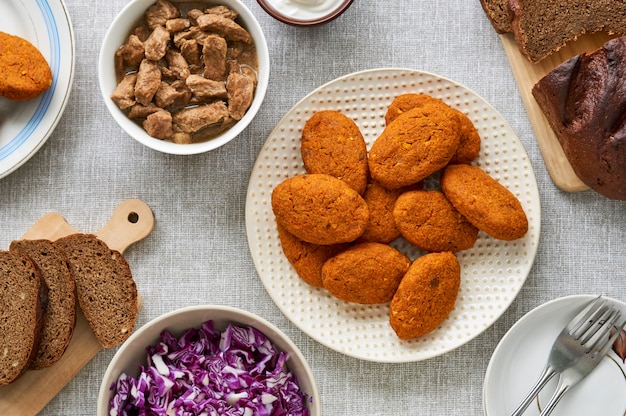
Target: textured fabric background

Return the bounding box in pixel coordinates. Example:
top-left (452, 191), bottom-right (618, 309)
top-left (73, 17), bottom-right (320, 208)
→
top-left (1, 0), bottom-right (625, 415)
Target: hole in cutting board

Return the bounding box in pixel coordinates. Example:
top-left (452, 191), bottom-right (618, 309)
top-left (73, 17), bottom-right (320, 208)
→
top-left (128, 212), bottom-right (139, 224)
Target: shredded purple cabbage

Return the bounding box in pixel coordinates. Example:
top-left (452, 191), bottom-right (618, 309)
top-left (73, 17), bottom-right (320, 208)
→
top-left (109, 320), bottom-right (311, 416)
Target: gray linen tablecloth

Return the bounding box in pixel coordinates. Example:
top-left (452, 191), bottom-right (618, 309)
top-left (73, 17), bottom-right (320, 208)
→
top-left (1, 0), bottom-right (625, 415)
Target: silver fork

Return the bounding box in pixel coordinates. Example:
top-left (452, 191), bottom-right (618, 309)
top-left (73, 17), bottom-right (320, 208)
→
top-left (509, 296), bottom-right (611, 416)
top-left (539, 309), bottom-right (625, 416)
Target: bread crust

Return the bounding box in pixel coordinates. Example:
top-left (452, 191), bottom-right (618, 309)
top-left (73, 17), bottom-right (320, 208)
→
top-left (0, 31), bottom-right (53, 101)
top-left (479, 0), bottom-right (513, 33)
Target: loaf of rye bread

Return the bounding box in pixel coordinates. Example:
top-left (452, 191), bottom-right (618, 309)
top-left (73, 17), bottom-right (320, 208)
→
top-left (0, 251), bottom-right (48, 386)
top-left (532, 35), bottom-right (626, 200)
top-left (479, 0), bottom-right (512, 33)
top-left (508, 0), bottom-right (626, 62)
top-left (55, 234), bottom-right (138, 348)
top-left (10, 239), bottom-right (76, 370)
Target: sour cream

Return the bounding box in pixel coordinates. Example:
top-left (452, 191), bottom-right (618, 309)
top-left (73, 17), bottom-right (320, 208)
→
top-left (263, 0), bottom-right (348, 21)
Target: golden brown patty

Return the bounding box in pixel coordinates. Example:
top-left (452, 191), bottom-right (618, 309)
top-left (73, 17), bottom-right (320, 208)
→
top-left (385, 93), bottom-right (480, 164)
top-left (389, 251), bottom-right (460, 340)
top-left (322, 242), bottom-right (410, 304)
top-left (301, 110), bottom-right (369, 195)
top-left (355, 181), bottom-right (415, 244)
top-left (276, 223), bottom-right (348, 288)
top-left (384, 93), bottom-right (451, 125)
top-left (448, 110), bottom-right (481, 164)
top-left (393, 189), bottom-right (478, 252)
top-left (368, 104), bottom-right (461, 189)
top-left (271, 173), bottom-right (370, 245)
top-left (441, 164), bottom-right (528, 241)
top-left (0, 32), bottom-right (52, 101)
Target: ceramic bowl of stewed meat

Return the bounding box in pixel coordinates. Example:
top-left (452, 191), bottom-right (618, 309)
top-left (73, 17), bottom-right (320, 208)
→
top-left (99, 0), bottom-right (269, 154)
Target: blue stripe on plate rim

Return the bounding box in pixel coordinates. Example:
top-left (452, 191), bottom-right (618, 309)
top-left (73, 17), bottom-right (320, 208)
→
top-left (0, 0), bottom-right (60, 160)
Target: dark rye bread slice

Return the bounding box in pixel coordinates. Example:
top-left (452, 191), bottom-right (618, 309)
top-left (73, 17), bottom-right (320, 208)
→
top-left (55, 234), bottom-right (138, 349)
top-left (532, 35), bottom-right (626, 200)
top-left (0, 251), bottom-right (47, 386)
top-left (479, 0), bottom-right (512, 34)
top-left (509, 0), bottom-right (626, 63)
top-left (10, 239), bottom-right (76, 370)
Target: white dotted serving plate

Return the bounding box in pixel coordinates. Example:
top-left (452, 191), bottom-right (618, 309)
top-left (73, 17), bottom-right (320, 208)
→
top-left (245, 68), bottom-right (541, 362)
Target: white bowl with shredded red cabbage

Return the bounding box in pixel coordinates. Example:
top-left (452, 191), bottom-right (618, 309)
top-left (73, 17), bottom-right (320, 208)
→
top-left (97, 305), bottom-right (319, 416)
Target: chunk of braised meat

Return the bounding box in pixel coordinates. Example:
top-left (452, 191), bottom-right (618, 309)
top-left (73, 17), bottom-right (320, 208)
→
top-left (145, 0), bottom-right (180, 30)
top-left (226, 73), bottom-right (255, 121)
top-left (241, 66), bottom-right (258, 85)
top-left (127, 103), bottom-right (161, 119)
top-left (114, 34), bottom-right (144, 79)
top-left (144, 26), bottom-right (170, 61)
top-left (154, 80), bottom-right (192, 108)
top-left (169, 80), bottom-right (192, 108)
top-left (173, 25), bottom-right (209, 47)
top-left (196, 14), bottom-right (252, 44)
top-left (186, 74), bottom-right (227, 102)
top-left (180, 39), bottom-right (201, 65)
top-left (227, 43), bottom-right (257, 72)
top-left (111, 73), bottom-right (137, 110)
top-left (143, 109), bottom-right (173, 139)
top-left (172, 101), bottom-right (229, 134)
top-left (165, 50), bottom-right (190, 80)
top-left (205, 5), bottom-right (238, 20)
top-left (135, 59), bottom-right (162, 106)
top-left (132, 25), bottom-right (151, 42)
top-left (186, 9), bottom-right (204, 26)
top-left (155, 81), bottom-right (178, 108)
top-left (202, 35), bottom-right (227, 81)
top-left (165, 18), bottom-right (189, 32)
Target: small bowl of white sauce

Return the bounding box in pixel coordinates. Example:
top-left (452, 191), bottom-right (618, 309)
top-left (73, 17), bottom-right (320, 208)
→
top-left (257, 0), bottom-right (354, 26)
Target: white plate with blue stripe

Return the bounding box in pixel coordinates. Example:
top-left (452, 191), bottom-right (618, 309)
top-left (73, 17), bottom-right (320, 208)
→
top-left (0, 0), bottom-right (74, 179)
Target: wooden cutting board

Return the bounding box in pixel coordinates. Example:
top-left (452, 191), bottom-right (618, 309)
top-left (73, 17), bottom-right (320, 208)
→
top-left (499, 32), bottom-right (616, 192)
top-left (0, 199), bottom-right (154, 415)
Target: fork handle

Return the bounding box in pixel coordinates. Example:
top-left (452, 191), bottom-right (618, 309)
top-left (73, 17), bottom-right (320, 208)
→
top-left (510, 366), bottom-right (557, 416)
top-left (539, 383), bottom-right (570, 416)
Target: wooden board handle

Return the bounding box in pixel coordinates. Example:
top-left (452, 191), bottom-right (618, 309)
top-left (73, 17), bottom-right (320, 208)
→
top-left (94, 199), bottom-right (154, 254)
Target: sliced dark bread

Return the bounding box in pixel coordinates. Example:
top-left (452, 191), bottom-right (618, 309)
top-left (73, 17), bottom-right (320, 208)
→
top-left (55, 234), bottom-right (138, 349)
top-left (509, 0), bottom-right (626, 62)
top-left (479, 0), bottom-right (512, 33)
top-left (0, 250), bottom-right (47, 386)
top-left (10, 239), bottom-right (76, 370)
